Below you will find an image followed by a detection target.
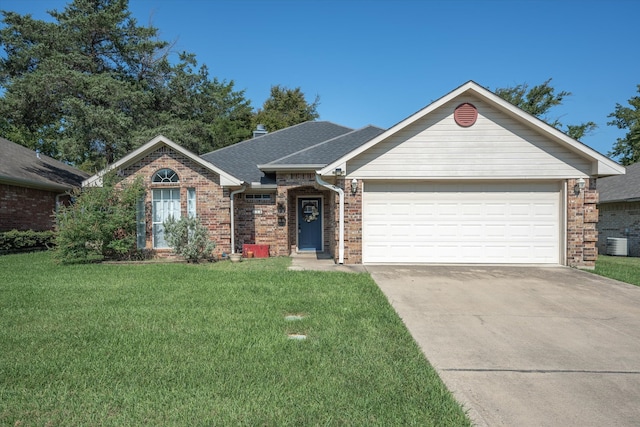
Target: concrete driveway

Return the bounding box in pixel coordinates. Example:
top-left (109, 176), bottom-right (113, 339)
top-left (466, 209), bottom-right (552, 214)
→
top-left (367, 265), bottom-right (640, 427)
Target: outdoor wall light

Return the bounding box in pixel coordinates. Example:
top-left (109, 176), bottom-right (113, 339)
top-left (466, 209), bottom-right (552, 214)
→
top-left (574, 177), bottom-right (586, 195)
top-left (334, 167), bottom-right (343, 176)
top-left (351, 178), bottom-right (358, 194)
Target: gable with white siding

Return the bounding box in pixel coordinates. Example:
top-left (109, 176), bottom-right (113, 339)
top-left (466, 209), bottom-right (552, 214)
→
top-left (348, 94), bottom-right (592, 180)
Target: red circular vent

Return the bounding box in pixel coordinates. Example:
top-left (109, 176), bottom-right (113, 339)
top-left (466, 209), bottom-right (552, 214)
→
top-left (454, 103), bottom-right (478, 127)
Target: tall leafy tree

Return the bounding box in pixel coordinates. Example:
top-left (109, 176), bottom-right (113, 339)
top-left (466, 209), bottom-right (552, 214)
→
top-left (132, 52), bottom-right (253, 154)
top-left (253, 85), bottom-right (320, 131)
top-left (494, 79), bottom-right (596, 141)
top-left (0, 0), bottom-right (252, 171)
top-left (607, 85), bottom-right (640, 165)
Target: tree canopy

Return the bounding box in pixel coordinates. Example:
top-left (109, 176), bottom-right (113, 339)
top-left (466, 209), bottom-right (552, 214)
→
top-left (493, 79), bottom-right (596, 141)
top-left (253, 85), bottom-right (320, 132)
top-left (0, 0), bottom-right (320, 173)
top-left (607, 85), bottom-right (640, 166)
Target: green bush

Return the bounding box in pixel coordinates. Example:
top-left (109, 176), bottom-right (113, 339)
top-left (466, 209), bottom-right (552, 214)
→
top-left (53, 173), bottom-right (146, 264)
top-left (163, 216), bottom-right (216, 262)
top-left (0, 229), bottom-right (55, 252)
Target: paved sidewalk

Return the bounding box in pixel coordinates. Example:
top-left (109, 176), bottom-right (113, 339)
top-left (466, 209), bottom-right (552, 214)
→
top-left (288, 252), bottom-right (367, 273)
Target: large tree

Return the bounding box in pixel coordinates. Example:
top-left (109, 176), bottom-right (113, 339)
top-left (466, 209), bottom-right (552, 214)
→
top-left (607, 85), bottom-right (640, 165)
top-left (494, 79), bottom-right (596, 141)
top-left (253, 85), bottom-right (320, 132)
top-left (0, 0), bottom-right (252, 172)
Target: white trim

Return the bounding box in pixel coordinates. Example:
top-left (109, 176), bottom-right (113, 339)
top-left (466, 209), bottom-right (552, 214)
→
top-left (296, 194), bottom-right (324, 252)
top-left (319, 81), bottom-right (624, 178)
top-left (83, 135), bottom-right (242, 187)
top-left (316, 174), bottom-right (344, 263)
top-left (561, 180), bottom-right (568, 266)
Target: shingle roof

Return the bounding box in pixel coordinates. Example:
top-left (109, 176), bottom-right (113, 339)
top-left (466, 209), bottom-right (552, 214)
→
top-left (266, 125), bottom-right (385, 166)
top-left (598, 162), bottom-right (640, 203)
top-left (200, 121), bottom-right (353, 184)
top-left (0, 137), bottom-right (89, 190)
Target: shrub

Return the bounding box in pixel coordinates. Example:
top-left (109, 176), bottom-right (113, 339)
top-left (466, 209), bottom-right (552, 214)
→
top-left (0, 229), bottom-right (55, 252)
top-left (54, 173), bottom-right (146, 264)
top-left (163, 216), bottom-right (216, 263)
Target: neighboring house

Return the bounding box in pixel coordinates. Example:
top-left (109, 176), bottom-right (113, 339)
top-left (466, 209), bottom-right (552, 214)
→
top-left (597, 162), bottom-right (639, 256)
top-left (85, 81), bottom-right (624, 267)
top-left (0, 137), bottom-right (89, 232)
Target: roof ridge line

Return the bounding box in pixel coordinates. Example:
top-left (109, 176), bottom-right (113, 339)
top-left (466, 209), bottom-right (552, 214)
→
top-left (262, 125), bottom-right (375, 166)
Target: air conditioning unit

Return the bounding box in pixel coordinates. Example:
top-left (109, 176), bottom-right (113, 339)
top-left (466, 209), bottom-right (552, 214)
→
top-left (606, 237), bottom-right (628, 256)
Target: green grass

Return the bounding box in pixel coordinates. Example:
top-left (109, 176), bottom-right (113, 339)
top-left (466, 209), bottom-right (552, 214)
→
top-left (593, 255), bottom-right (640, 286)
top-left (0, 252), bottom-right (470, 426)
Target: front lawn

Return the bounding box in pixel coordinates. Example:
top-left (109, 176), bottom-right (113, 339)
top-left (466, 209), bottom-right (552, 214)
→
top-left (0, 252), bottom-right (470, 426)
top-left (593, 255), bottom-right (640, 286)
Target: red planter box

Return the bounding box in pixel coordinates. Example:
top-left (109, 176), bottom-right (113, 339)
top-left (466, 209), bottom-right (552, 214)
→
top-left (242, 244), bottom-right (269, 258)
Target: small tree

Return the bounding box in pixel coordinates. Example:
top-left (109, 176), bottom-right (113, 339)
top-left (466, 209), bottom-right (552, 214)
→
top-left (163, 216), bottom-right (216, 263)
top-left (54, 173), bottom-right (145, 263)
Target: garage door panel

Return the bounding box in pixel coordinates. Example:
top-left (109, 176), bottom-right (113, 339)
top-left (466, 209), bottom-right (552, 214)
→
top-left (363, 182), bottom-right (560, 264)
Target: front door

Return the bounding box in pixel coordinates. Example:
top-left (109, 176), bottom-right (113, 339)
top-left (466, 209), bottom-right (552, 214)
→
top-left (298, 197), bottom-right (322, 251)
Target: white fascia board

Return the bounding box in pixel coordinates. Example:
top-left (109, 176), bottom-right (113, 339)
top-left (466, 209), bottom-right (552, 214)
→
top-left (320, 80), bottom-right (625, 178)
top-left (248, 183), bottom-right (277, 190)
top-left (83, 135), bottom-right (242, 187)
top-left (257, 164), bottom-right (325, 171)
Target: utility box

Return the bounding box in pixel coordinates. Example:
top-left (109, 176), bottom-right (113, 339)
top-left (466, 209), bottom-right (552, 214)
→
top-left (242, 244), bottom-right (270, 258)
top-left (606, 237), bottom-right (628, 256)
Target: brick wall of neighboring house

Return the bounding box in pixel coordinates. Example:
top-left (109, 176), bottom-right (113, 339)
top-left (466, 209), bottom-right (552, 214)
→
top-left (118, 146), bottom-right (231, 257)
top-left (0, 183), bottom-right (68, 231)
top-left (234, 193), bottom-right (277, 255)
top-left (597, 201), bottom-right (640, 257)
top-left (567, 178), bottom-right (599, 268)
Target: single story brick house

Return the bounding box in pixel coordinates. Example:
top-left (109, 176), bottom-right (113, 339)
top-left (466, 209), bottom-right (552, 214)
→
top-left (85, 81), bottom-right (624, 267)
top-left (597, 162), bottom-right (639, 256)
top-left (0, 137), bottom-right (89, 231)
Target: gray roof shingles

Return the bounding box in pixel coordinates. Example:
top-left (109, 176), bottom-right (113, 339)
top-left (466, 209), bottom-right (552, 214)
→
top-left (200, 121), bottom-right (354, 184)
top-left (267, 125), bottom-right (385, 166)
top-left (598, 162), bottom-right (640, 203)
top-left (0, 137), bottom-right (89, 190)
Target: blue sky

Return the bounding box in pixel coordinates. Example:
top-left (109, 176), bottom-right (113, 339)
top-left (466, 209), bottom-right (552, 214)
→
top-left (2, 0), bottom-right (639, 158)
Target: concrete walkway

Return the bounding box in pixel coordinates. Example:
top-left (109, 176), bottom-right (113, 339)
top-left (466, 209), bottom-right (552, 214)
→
top-left (368, 265), bottom-right (640, 427)
top-left (288, 251), bottom-right (367, 273)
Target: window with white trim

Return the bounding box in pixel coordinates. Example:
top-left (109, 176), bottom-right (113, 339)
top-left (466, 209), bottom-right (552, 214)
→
top-left (136, 195), bottom-right (146, 249)
top-left (152, 188), bottom-right (180, 248)
top-left (153, 168), bottom-right (179, 183)
top-left (187, 188), bottom-right (196, 218)
top-left (245, 194), bottom-right (272, 201)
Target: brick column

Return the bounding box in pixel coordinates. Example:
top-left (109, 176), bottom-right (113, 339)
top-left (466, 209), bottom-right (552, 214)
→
top-left (567, 178), bottom-right (599, 268)
top-left (344, 178), bottom-right (363, 264)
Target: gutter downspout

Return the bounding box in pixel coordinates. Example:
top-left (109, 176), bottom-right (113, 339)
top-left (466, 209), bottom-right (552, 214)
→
top-left (230, 184), bottom-right (246, 254)
top-left (315, 173), bottom-right (344, 264)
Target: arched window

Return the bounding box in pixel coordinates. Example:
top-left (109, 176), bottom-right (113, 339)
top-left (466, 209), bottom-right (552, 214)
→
top-left (152, 168), bottom-right (179, 183)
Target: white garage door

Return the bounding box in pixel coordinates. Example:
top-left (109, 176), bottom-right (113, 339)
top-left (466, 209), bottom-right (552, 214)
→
top-left (363, 182), bottom-right (561, 264)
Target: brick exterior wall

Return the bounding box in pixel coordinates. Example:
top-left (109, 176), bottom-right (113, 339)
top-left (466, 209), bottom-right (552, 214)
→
top-left (275, 172), bottom-right (334, 258)
top-left (117, 146), bottom-right (231, 257)
top-left (598, 201), bottom-right (640, 257)
top-left (344, 178), bottom-right (362, 264)
top-left (567, 178), bottom-right (599, 268)
top-left (0, 183), bottom-right (72, 231)
top-left (234, 194), bottom-right (277, 255)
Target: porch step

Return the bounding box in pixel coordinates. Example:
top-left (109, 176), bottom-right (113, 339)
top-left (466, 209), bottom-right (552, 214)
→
top-left (290, 251), bottom-right (332, 260)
